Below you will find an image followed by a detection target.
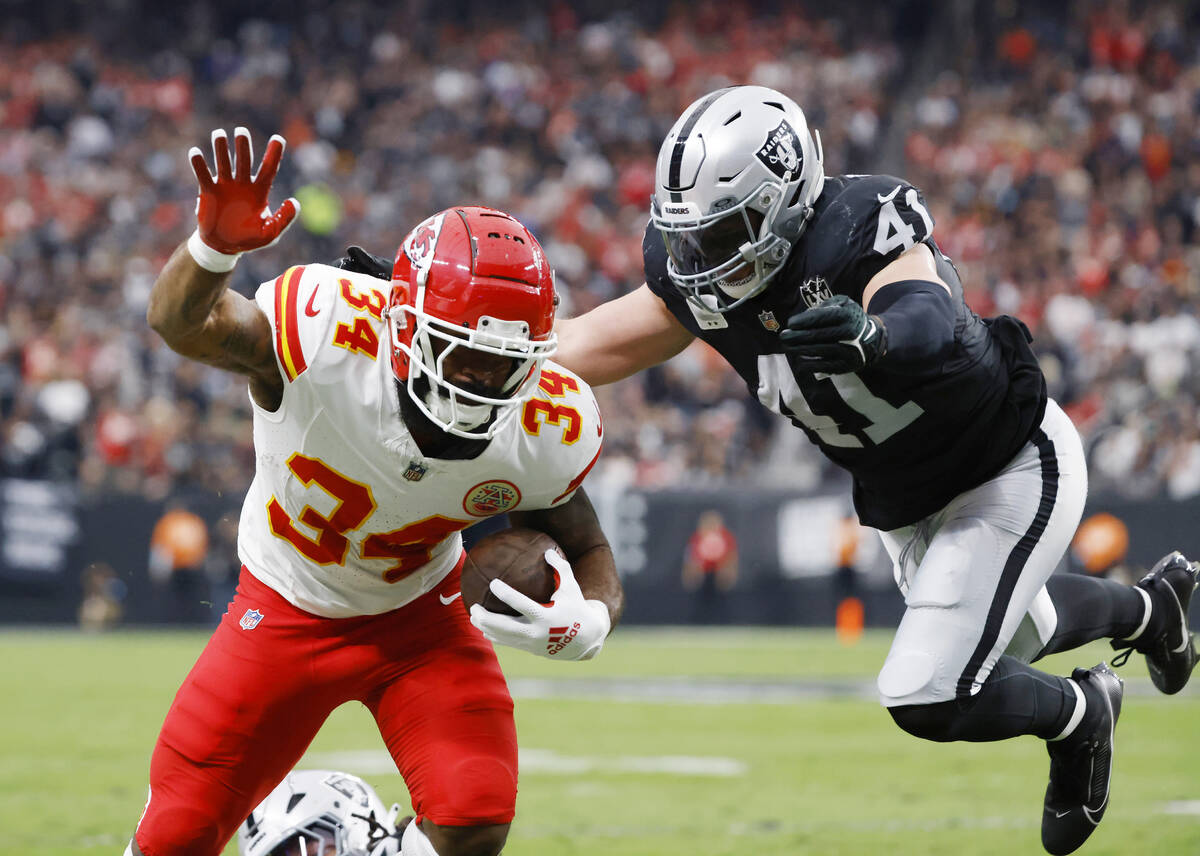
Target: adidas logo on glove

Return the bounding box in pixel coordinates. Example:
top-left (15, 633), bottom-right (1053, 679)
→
top-left (546, 623), bottom-right (582, 656)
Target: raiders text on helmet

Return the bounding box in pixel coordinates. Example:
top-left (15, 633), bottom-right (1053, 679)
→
top-left (651, 85), bottom-right (825, 312)
top-left (386, 206), bottom-right (557, 439)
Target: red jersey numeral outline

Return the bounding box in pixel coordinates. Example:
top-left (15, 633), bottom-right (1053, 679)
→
top-left (521, 369), bottom-right (584, 444)
top-left (331, 278), bottom-right (387, 358)
top-left (266, 453), bottom-right (469, 583)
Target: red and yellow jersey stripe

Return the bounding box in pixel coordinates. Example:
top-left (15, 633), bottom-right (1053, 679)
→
top-left (273, 265), bottom-right (309, 382)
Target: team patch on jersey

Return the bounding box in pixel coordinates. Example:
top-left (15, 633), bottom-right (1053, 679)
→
top-left (800, 275), bottom-right (833, 309)
top-left (756, 119), bottom-right (802, 179)
top-left (462, 479), bottom-right (522, 517)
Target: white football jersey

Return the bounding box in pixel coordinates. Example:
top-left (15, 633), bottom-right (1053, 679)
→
top-left (237, 263), bottom-right (603, 618)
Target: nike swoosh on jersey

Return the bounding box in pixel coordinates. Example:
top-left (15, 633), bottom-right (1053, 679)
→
top-left (876, 185), bottom-right (902, 204)
top-left (439, 591), bottom-right (462, 605)
top-left (304, 287), bottom-right (320, 317)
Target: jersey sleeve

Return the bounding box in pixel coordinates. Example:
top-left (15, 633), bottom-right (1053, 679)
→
top-left (642, 219), bottom-right (673, 301)
top-left (516, 362), bottom-right (605, 510)
top-left (253, 264), bottom-right (388, 387)
top-left (807, 175), bottom-right (936, 303)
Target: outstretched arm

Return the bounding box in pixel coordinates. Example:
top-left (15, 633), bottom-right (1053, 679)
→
top-left (146, 127), bottom-right (300, 410)
top-left (554, 284), bottom-right (695, 386)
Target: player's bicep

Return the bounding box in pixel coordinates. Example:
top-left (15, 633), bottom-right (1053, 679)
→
top-left (168, 290), bottom-right (273, 374)
top-left (555, 284), bottom-right (694, 386)
top-left (862, 244), bottom-right (950, 312)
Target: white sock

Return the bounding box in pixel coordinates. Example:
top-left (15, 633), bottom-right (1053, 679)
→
top-left (1048, 678), bottom-right (1087, 742)
top-left (1121, 586), bottom-right (1153, 642)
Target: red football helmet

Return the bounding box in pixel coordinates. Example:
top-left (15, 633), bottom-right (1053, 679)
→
top-left (387, 206), bottom-right (558, 438)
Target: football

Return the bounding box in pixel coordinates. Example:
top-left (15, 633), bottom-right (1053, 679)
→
top-left (462, 527), bottom-right (561, 616)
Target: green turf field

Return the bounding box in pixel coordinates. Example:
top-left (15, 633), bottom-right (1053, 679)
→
top-left (2, 628), bottom-right (1197, 855)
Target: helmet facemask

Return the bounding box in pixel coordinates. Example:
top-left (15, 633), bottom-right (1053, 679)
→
top-left (388, 304), bottom-right (554, 439)
top-left (653, 178), bottom-right (798, 313)
top-left (265, 822), bottom-right (341, 856)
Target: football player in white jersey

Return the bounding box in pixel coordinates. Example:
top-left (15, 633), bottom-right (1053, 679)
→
top-left (124, 127), bottom-right (623, 856)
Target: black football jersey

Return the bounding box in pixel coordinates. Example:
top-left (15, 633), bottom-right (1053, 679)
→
top-left (643, 174), bottom-right (1047, 530)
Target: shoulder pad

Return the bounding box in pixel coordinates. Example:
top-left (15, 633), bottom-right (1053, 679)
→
top-left (803, 175), bottom-right (936, 299)
top-left (520, 362), bottom-right (604, 507)
top-left (254, 265), bottom-right (388, 384)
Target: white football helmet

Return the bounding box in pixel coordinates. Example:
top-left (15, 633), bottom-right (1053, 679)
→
top-left (650, 85), bottom-right (825, 312)
top-left (238, 770), bottom-right (397, 856)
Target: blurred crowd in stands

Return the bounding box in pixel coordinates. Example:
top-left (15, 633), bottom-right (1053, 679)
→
top-left (0, 0), bottom-right (1196, 505)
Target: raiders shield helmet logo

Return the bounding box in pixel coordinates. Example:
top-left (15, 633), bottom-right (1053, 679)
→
top-left (800, 276), bottom-right (833, 309)
top-left (756, 120), bottom-right (802, 179)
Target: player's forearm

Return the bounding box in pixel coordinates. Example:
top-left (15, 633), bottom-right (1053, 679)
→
top-left (871, 281), bottom-right (957, 372)
top-left (554, 285), bottom-right (694, 386)
top-left (146, 241), bottom-right (234, 345)
top-left (511, 491), bottom-right (624, 629)
top-left (570, 543), bottom-right (624, 631)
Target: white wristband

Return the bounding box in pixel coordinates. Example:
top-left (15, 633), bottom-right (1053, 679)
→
top-left (187, 229), bottom-right (242, 273)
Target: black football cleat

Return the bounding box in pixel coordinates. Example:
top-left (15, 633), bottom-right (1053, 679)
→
top-left (1111, 551), bottom-right (1199, 694)
top-left (1041, 663), bottom-right (1123, 855)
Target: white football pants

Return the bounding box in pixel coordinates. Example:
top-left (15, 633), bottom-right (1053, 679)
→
top-left (876, 398), bottom-right (1087, 707)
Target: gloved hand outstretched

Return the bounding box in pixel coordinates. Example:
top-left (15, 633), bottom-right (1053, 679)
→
top-left (186, 127), bottom-right (300, 272)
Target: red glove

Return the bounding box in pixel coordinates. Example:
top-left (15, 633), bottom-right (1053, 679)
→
top-left (187, 127), bottom-right (300, 271)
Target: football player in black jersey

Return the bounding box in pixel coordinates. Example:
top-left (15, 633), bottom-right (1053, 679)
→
top-left (553, 85), bottom-right (1198, 856)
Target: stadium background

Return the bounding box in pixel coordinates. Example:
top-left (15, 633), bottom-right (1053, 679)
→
top-left (1, 0), bottom-right (1198, 853)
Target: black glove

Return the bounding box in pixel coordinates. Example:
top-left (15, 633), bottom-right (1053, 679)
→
top-left (780, 294), bottom-right (888, 373)
top-left (334, 245), bottom-right (392, 280)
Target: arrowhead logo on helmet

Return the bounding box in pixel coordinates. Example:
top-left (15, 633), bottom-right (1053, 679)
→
top-left (385, 206), bottom-right (558, 440)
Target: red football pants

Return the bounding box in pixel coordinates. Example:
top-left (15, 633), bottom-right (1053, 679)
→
top-left (134, 561), bottom-right (517, 856)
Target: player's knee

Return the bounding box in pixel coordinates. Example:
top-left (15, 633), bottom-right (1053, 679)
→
top-left (421, 819), bottom-right (510, 856)
top-left (429, 756), bottom-right (516, 826)
top-left (876, 648), bottom-right (941, 707)
top-left (135, 806), bottom-right (224, 856)
top-left (886, 699), bottom-right (962, 742)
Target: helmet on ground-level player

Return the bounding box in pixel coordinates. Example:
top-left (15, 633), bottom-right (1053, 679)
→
top-left (386, 206), bottom-right (557, 439)
top-left (238, 770), bottom-right (396, 856)
top-left (650, 85), bottom-right (825, 313)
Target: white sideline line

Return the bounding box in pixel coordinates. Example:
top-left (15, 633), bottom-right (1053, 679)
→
top-left (1161, 800), bottom-right (1200, 816)
top-left (302, 748), bottom-right (746, 778)
top-left (507, 676), bottom-right (877, 704)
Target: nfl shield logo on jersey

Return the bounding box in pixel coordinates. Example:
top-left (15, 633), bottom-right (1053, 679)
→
top-left (800, 276), bottom-right (833, 309)
top-left (402, 460), bottom-right (427, 482)
top-left (239, 609), bottom-right (264, 630)
top-left (758, 311), bottom-right (781, 332)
